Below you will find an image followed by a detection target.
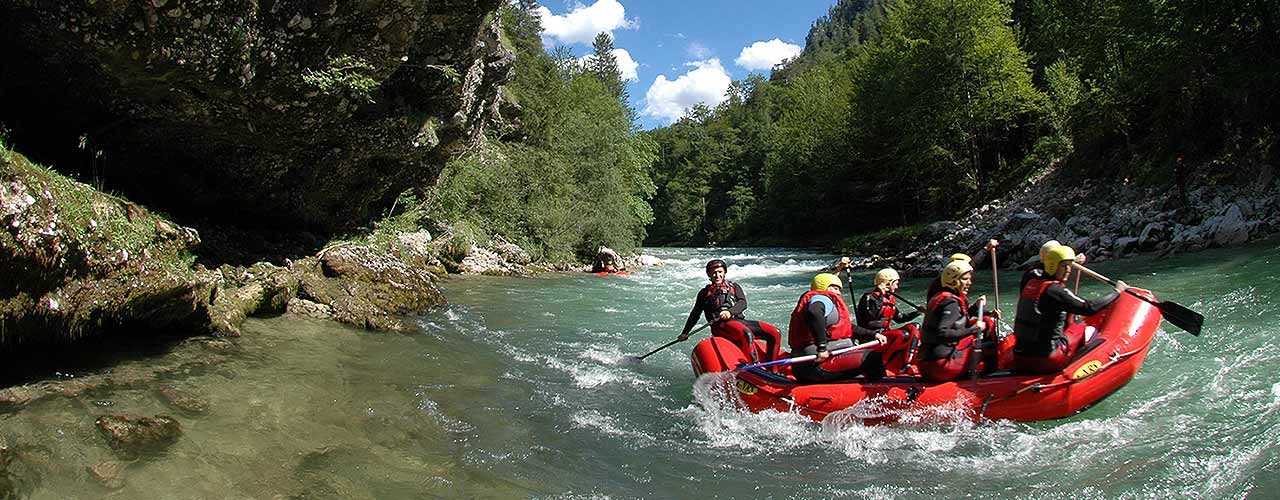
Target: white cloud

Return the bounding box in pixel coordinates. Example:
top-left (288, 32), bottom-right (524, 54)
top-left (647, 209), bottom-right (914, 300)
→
top-left (537, 0), bottom-right (636, 46)
top-left (734, 38), bottom-right (803, 71)
top-left (642, 59), bottom-right (733, 123)
top-left (613, 48), bottom-right (639, 81)
top-left (579, 48), bottom-right (640, 81)
top-left (686, 42), bottom-right (711, 60)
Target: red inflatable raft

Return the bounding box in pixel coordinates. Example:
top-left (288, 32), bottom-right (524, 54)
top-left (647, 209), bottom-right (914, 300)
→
top-left (690, 288), bottom-right (1164, 423)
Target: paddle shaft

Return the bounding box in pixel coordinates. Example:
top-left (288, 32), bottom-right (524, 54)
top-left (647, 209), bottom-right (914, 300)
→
top-left (890, 291), bottom-right (923, 310)
top-left (1069, 262), bottom-right (1203, 335)
top-left (969, 299), bottom-right (985, 383)
top-left (733, 339), bottom-right (883, 373)
top-left (989, 246), bottom-right (1000, 311)
top-left (634, 322), bottom-right (712, 360)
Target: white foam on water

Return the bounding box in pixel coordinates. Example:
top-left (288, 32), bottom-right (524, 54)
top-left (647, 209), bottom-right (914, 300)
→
top-left (413, 390), bottom-right (475, 434)
top-left (570, 409), bottom-right (656, 443)
top-left (635, 321), bottom-right (670, 328)
top-left (602, 307), bottom-right (625, 314)
top-left (578, 345), bottom-right (627, 366)
top-left (1272, 383), bottom-right (1280, 407)
top-left (686, 372), bottom-right (823, 451)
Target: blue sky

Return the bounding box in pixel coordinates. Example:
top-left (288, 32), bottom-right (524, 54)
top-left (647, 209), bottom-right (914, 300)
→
top-left (534, 0), bottom-right (839, 129)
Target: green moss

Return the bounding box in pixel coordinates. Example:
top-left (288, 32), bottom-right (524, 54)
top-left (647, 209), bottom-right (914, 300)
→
top-left (3, 152), bottom-right (192, 277)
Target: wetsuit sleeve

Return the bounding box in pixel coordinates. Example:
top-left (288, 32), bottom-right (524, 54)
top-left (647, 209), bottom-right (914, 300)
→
top-left (1043, 284), bottom-right (1119, 317)
top-left (728, 283), bottom-right (748, 318)
top-left (855, 293), bottom-right (877, 329)
top-left (851, 322), bottom-right (880, 341)
top-left (805, 300), bottom-right (830, 350)
top-left (930, 297), bottom-right (971, 341)
top-left (680, 290), bottom-right (708, 336)
top-left (894, 308), bottom-right (922, 323)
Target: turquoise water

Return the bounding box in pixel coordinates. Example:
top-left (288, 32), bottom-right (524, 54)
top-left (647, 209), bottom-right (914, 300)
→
top-left (2, 242), bottom-right (1277, 498)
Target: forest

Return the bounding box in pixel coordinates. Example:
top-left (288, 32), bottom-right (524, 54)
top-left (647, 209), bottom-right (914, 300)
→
top-left (437, 0), bottom-right (1279, 256)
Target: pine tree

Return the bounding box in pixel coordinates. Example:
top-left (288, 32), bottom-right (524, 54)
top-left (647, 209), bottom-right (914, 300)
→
top-left (588, 32), bottom-right (627, 101)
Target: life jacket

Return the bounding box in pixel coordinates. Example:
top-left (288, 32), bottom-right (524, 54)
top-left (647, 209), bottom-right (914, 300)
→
top-left (926, 290), bottom-right (969, 322)
top-left (701, 281), bottom-right (740, 322)
top-left (920, 290), bottom-right (971, 360)
top-left (788, 289), bottom-right (852, 350)
top-left (866, 289), bottom-right (897, 329)
top-left (1013, 276), bottom-right (1065, 357)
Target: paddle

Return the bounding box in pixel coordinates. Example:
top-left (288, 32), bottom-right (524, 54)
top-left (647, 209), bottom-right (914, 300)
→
top-left (1070, 262), bottom-right (1204, 336)
top-left (969, 297), bottom-right (986, 383)
top-left (633, 322), bottom-right (713, 360)
top-left (889, 291), bottom-right (924, 311)
top-left (732, 339), bottom-right (883, 373)
top-left (987, 239), bottom-right (1001, 312)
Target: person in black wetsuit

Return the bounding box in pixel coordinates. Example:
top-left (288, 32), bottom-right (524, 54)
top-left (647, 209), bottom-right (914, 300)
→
top-left (926, 253), bottom-right (973, 301)
top-left (918, 260), bottom-right (1000, 381)
top-left (855, 268), bottom-right (924, 373)
top-left (1013, 245), bottom-right (1127, 373)
top-left (676, 259), bottom-right (782, 362)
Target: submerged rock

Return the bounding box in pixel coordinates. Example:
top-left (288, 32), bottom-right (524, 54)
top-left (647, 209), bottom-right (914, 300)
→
top-left (157, 386), bottom-right (209, 415)
top-left (95, 414), bottom-right (182, 457)
top-left (86, 460), bottom-right (127, 491)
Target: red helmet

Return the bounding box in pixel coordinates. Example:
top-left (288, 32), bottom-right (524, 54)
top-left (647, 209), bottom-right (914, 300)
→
top-left (705, 259), bottom-right (727, 274)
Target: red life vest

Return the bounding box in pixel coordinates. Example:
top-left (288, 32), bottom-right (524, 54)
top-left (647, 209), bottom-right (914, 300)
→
top-left (1020, 277), bottom-right (1058, 300)
top-left (927, 290), bottom-right (969, 316)
top-left (868, 289), bottom-right (897, 329)
top-left (788, 289), bottom-right (853, 350)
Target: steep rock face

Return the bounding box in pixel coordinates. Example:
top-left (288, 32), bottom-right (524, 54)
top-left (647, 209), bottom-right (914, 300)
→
top-left (0, 0), bottom-right (512, 234)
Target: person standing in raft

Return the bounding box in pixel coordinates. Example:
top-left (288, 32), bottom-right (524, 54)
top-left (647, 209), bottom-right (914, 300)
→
top-left (676, 259), bottom-right (782, 362)
top-left (788, 273), bottom-right (888, 383)
top-left (1013, 246), bottom-right (1127, 373)
top-left (919, 260), bottom-right (1001, 381)
top-left (856, 268), bottom-right (924, 372)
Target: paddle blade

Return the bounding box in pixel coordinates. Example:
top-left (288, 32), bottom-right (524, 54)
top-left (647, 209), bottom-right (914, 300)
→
top-left (1157, 300), bottom-right (1204, 336)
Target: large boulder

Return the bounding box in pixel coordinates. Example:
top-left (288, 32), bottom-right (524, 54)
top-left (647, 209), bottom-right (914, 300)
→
top-left (1209, 203), bottom-right (1251, 246)
top-left (0, 0), bottom-right (512, 234)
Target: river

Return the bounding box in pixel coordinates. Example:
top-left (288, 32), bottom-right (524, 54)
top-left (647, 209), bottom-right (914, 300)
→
top-left (1, 242), bottom-right (1277, 499)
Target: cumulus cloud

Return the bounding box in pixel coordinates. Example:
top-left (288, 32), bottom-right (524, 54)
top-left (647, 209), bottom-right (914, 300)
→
top-left (537, 0), bottom-right (636, 46)
top-left (579, 48), bottom-right (640, 81)
top-left (734, 38), bottom-right (803, 71)
top-left (642, 59), bottom-right (732, 123)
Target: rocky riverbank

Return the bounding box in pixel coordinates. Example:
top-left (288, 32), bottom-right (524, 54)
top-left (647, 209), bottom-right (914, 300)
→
top-left (843, 163), bottom-right (1279, 274)
top-left (2, 146), bottom-right (450, 357)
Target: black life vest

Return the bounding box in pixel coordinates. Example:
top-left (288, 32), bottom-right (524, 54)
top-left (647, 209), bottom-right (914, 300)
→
top-left (920, 290), bottom-right (972, 360)
top-left (1013, 276), bottom-right (1063, 356)
top-left (701, 281), bottom-right (741, 322)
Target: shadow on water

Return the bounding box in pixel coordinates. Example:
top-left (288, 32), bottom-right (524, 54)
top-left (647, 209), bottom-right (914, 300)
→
top-left (0, 331), bottom-right (190, 389)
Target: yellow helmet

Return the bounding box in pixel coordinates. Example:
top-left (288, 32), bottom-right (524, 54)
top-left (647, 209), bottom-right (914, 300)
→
top-left (874, 268), bottom-right (900, 286)
top-left (949, 253), bottom-right (972, 263)
top-left (811, 273), bottom-right (843, 291)
top-left (1043, 245), bottom-right (1078, 275)
top-left (1039, 240), bottom-right (1062, 262)
top-left (941, 260), bottom-right (974, 290)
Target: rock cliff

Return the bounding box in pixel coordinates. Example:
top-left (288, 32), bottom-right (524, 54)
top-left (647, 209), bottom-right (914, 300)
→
top-left (0, 0), bottom-right (512, 234)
